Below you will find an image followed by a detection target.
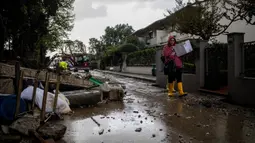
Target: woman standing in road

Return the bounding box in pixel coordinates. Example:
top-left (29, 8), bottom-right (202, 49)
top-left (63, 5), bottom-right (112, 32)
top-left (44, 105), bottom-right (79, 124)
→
top-left (161, 36), bottom-right (187, 97)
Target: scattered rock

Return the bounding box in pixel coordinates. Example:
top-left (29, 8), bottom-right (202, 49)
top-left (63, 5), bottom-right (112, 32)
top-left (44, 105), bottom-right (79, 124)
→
top-left (98, 129), bottom-right (104, 135)
top-left (111, 117), bottom-right (115, 119)
top-left (37, 123), bottom-right (67, 140)
top-left (100, 116), bottom-right (105, 119)
top-left (179, 134), bottom-right (183, 138)
top-left (159, 129), bottom-right (163, 131)
top-left (196, 123), bottom-right (202, 127)
top-left (138, 115), bottom-right (141, 118)
top-left (246, 133), bottom-right (250, 136)
top-left (135, 128), bottom-right (142, 132)
top-left (9, 117), bottom-right (40, 136)
top-left (127, 100), bottom-right (134, 103)
top-left (145, 117), bottom-right (147, 120)
top-left (108, 129), bottom-right (111, 132)
top-left (206, 132), bottom-right (210, 135)
top-left (140, 120), bottom-right (143, 124)
top-left (152, 134), bottom-right (156, 138)
top-left (186, 116), bottom-right (192, 119)
top-left (133, 110), bottom-right (139, 113)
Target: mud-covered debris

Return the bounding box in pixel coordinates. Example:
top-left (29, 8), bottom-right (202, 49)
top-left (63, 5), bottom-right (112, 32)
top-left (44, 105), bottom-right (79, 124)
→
top-left (98, 129), bottom-right (104, 135)
top-left (179, 134), bottom-right (183, 138)
top-left (174, 113), bottom-right (181, 117)
top-left (152, 134), bottom-right (156, 138)
top-left (9, 117), bottom-right (40, 136)
top-left (38, 123), bottom-right (67, 140)
top-left (246, 133), bottom-right (251, 136)
top-left (133, 110), bottom-right (139, 113)
top-left (179, 138), bottom-right (185, 143)
top-left (135, 128), bottom-right (142, 132)
top-left (0, 135), bottom-right (21, 142)
top-left (127, 100), bottom-right (134, 103)
top-left (1, 125), bottom-right (9, 134)
top-left (206, 132), bottom-right (210, 135)
top-left (111, 117), bottom-right (115, 119)
top-left (100, 116), bottom-right (105, 119)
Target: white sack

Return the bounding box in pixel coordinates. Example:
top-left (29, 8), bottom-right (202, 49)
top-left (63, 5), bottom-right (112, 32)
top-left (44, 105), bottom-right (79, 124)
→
top-left (21, 86), bottom-right (71, 114)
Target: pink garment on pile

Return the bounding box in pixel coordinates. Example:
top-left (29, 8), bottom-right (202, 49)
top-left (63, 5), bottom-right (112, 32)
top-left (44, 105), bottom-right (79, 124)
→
top-left (162, 36), bottom-right (182, 69)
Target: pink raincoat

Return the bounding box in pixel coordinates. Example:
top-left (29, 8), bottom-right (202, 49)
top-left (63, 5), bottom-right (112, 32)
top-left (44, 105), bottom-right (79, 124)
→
top-left (162, 36), bottom-right (183, 69)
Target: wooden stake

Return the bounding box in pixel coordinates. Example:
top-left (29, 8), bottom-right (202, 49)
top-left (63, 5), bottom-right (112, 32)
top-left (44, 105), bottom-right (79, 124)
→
top-left (53, 73), bottom-right (60, 112)
top-left (15, 70), bottom-right (24, 118)
top-left (31, 71), bottom-right (40, 112)
top-left (40, 72), bottom-right (49, 122)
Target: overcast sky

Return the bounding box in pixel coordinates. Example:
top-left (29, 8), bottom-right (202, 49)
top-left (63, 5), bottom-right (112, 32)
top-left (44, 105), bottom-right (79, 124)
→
top-left (69, 0), bottom-right (182, 46)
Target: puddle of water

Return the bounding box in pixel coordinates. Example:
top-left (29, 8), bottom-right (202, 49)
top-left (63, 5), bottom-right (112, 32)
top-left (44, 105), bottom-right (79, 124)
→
top-left (59, 71), bottom-right (255, 143)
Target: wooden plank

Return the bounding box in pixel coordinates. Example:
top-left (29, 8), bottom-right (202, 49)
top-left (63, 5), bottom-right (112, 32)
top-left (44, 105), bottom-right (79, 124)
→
top-left (15, 70), bottom-right (24, 118)
top-left (41, 72), bottom-right (49, 122)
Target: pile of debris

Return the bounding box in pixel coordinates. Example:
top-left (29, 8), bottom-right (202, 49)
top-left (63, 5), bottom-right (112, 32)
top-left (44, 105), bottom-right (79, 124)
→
top-left (1, 115), bottom-right (66, 143)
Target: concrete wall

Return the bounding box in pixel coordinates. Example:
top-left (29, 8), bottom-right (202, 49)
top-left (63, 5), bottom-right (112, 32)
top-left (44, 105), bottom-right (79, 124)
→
top-left (106, 66), bottom-right (152, 75)
top-left (227, 33), bottom-right (255, 106)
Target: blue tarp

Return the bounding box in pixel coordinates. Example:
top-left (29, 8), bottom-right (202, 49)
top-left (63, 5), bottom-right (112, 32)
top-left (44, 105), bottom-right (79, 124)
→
top-left (0, 94), bottom-right (27, 121)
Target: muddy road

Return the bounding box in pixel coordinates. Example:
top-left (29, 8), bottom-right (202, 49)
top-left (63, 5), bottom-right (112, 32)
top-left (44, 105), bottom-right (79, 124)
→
top-left (58, 71), bottom-right (255, 143)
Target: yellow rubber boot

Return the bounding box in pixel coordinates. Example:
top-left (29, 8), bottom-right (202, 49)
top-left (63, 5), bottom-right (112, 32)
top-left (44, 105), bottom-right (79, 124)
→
top-left (177, 82), bottom-right (188, 96)
top-left (168, 83), bottom-right (174, 97)
top-left (172, 81), bottom-right (176, 92)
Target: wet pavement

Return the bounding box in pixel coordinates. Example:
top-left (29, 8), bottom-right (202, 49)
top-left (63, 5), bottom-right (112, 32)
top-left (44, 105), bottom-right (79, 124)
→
top-left (58, 71), bottom-right (255, 143)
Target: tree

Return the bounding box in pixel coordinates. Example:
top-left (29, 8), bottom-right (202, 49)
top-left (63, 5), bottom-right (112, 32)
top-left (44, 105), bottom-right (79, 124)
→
top-left (125, 35), bottom-right (145, 49)
top-left (166, 0), bottom-right (254, 40)
top-left (118, 43), bottom-right (138, 72)
top-left (101, 24), bottom-right (134, 47)
top-left (0, 0), bottom-right (75, 67)
top-left (88, 38), bottom-right (104, 57)
top-left (223, 0), bottom-right (255, 25)
top-left (74, 40), bottom-right (86, 53)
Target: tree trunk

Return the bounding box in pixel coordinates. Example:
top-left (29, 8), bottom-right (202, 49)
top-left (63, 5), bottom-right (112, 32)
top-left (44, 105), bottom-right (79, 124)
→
top-left (121, 53), bottom-right (127, 72)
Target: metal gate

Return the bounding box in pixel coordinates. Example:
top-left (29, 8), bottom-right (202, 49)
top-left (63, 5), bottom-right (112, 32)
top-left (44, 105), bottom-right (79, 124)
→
top-left (204, 44), bottom-right (228, 90)
top-left (241, 41), bottom-right (255, 77)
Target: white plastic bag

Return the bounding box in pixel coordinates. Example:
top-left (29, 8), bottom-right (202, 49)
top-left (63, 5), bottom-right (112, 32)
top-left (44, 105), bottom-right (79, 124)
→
top-left (21, 86), bottom-right (71, 114)
top-left (53, 90), bottom-right (70, 105)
